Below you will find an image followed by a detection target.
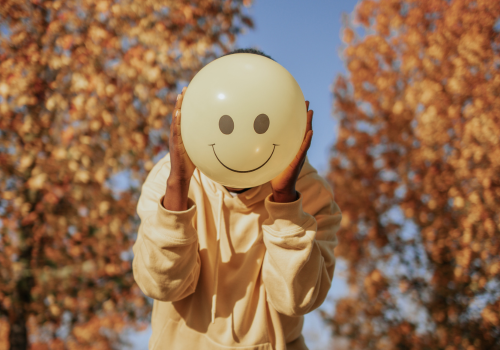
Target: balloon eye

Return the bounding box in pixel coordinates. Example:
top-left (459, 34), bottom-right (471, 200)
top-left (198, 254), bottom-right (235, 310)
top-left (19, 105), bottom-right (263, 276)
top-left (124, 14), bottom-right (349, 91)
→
top-left (219, 115), bottom-right (234, 135)
top-left (254, 114), bottom-right (269, 134)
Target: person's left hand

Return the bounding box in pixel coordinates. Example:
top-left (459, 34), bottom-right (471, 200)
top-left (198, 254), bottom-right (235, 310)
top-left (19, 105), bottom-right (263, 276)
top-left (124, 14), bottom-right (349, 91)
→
top-left (270, 100), bottom-right (313, 203)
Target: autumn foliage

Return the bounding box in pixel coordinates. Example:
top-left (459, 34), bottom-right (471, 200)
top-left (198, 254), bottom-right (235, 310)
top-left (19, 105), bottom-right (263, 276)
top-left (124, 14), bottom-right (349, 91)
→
top-left (0, 0), bottom-right (253, 348)
top-left (328, 0), bottom-right (500, 349)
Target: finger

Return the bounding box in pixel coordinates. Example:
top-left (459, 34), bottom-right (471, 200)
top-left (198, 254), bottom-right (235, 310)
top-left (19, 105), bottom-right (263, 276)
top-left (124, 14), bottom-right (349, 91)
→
top-left (289, 129), bottom-right (313, 171)
top-left (175, 109), bottom-right (182, 129)
top-left (175, 92), bottom-right (183, 110)
top-left (303, 109), bottom-right (313, 140)
top-left (305, 129), bottom-right (313, 150)
top-left (172, 92), bottom-right (185, 128)
top-left (178, 87), bottom-right (187, 105)
top-left (308, 109), bottom-right (313, 130)
top-left (174, 110), bottom-right (187, 149)
top-left (304, 130), bottom-right (313, 152)
top-left (171, 101), bottom-right (180, 127)
top-left (171, 110), bottom-right (180, 137)
top-left (298, 155), bottom-right (306, 174)
top-left (169, 116), bottom-right (175, 143)
top-left (298, 130), bottom-right (313, 159)
top-left (175, 88), bottom-right (188, 131)
top-left (305, 100), bottom-right (309, 111)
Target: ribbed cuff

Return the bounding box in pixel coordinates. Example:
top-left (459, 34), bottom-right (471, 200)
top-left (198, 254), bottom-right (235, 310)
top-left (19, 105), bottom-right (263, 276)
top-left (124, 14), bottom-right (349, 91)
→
top-left (263, 191), bottom-right (314, 232)
top-left (151, 195), bottom-right (197, 244)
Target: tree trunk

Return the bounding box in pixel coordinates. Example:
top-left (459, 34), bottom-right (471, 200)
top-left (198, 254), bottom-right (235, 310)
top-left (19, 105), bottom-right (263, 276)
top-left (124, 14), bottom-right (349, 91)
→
top-left (9, 272), bottom-right (33, 350)
top-left (9, 316), bottom-right (28, 350)
top-left (9, 217), bottom-right (35, 350)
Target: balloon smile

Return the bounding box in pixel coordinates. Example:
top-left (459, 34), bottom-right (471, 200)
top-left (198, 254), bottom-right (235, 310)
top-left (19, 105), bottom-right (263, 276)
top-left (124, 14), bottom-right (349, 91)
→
top-left (209, 144), bottom-right (279, 173)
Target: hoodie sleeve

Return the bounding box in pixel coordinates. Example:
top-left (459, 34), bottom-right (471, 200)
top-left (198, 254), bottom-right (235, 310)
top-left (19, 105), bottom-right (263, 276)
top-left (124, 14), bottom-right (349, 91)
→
top-left (261, 175), bottom-right (342, 317)
top-left (132, 154), bottom-right (201, 302)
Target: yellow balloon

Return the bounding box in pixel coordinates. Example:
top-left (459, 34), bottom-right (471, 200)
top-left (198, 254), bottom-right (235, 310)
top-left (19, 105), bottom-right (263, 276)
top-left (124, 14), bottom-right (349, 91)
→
top-left (180, 53), bottom-right (307, 188)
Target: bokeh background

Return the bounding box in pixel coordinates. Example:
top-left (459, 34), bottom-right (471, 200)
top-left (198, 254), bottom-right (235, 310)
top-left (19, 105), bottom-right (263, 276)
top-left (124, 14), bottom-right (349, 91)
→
top-left (1, 0), bottom-right (499, 349)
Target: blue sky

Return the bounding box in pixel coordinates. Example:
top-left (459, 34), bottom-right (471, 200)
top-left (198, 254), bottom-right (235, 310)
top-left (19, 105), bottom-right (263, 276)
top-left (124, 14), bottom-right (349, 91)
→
top-left (124, 1), bottom-right (359, 349)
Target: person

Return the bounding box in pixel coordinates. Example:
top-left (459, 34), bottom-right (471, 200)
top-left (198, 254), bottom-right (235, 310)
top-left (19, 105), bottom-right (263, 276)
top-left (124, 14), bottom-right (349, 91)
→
top-left (132, 48), bottom-right (343, 350)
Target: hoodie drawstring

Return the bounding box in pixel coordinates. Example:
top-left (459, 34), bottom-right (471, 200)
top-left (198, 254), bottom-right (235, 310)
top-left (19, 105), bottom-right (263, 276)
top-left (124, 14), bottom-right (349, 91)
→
top-left (211, 190), bottom-right (224, 323)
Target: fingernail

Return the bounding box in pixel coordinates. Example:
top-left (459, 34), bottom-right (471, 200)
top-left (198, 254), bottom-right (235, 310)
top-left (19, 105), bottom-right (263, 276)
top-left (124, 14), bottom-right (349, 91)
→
top-left (176, 110), bottom-right (179, 117)
top-left (177, 94), bottom-right (180, 101)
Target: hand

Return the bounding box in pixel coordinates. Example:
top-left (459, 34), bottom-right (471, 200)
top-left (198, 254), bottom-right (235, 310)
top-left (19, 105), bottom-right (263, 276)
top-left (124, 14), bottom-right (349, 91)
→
top-left (270, 100), bottom-right (313, 203)
top-left (168, 86), bottom-right (196, 185)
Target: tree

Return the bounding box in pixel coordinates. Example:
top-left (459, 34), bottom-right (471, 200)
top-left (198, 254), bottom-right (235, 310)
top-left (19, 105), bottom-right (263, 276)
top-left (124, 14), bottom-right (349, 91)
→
top-left (0, 0), bottom-right (254, 348)
top-left (328, 0), bottom-right (500, 348)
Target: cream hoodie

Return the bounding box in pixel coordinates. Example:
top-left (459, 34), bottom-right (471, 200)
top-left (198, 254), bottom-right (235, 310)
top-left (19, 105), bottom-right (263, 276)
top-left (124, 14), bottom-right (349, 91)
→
top-left (133, 152), bottom-right (342, 350)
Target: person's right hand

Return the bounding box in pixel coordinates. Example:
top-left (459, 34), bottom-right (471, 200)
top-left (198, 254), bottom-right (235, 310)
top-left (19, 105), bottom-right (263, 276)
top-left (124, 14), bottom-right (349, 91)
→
top-left (168, 86), bottom-right (196, 184)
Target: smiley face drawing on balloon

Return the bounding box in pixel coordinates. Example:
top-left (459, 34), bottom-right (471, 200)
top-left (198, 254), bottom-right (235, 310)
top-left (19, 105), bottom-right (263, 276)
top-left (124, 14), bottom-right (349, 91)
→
top-left (181, 53), bottom-right (307, 189)
top-left (210, 112), bottom-right (278, 174)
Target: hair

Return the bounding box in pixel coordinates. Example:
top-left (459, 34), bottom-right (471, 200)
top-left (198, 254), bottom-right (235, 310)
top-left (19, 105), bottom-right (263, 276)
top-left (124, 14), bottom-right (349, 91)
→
top-left (221, 47), bottom-right (275, 62)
